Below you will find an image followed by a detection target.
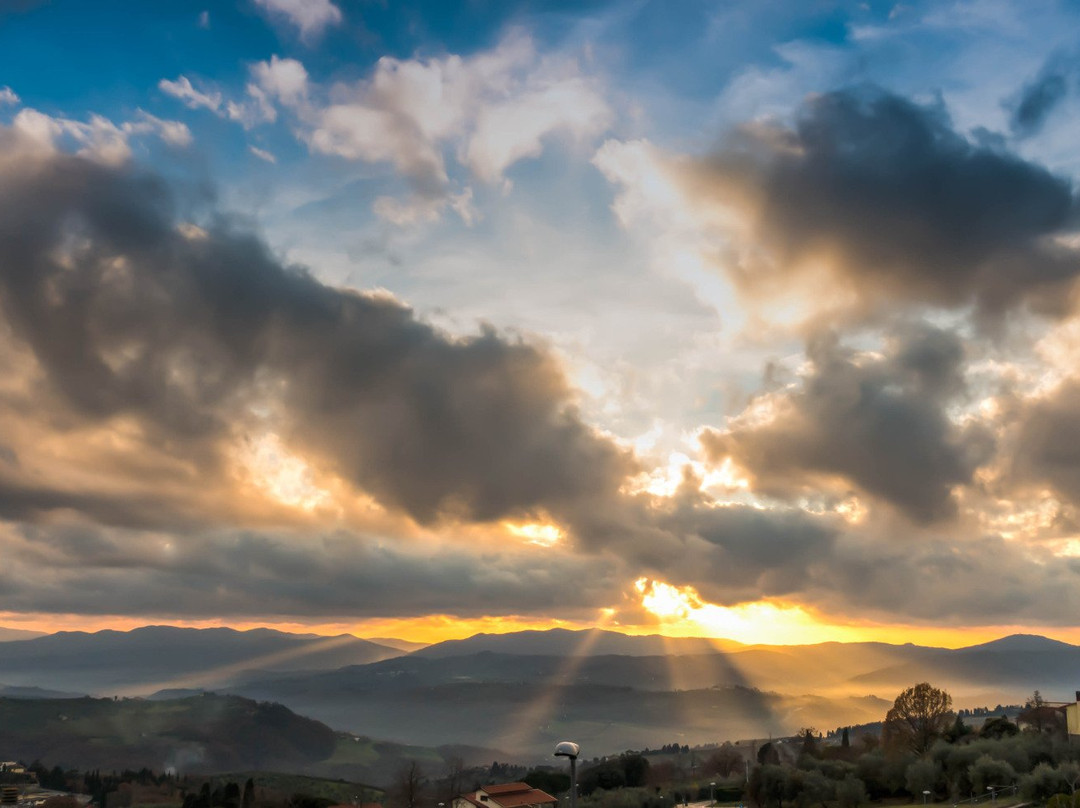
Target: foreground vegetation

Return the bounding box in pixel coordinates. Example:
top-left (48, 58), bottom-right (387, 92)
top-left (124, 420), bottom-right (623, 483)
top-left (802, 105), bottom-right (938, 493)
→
top-left (574, 687), bottom-right (1080, 808)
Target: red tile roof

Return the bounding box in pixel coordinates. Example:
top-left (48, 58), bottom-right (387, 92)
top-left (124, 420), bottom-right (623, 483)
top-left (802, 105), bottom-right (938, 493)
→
top-left (484, 785), bottom-right (533, 796)
top-left (457, 784), bottom-right (557, 808)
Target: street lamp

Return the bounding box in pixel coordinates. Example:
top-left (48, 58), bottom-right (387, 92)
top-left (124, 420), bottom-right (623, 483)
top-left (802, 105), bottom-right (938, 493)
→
top-left (710, 783), bottom-right (716, 806)
top-left (555, 742), bottom-right (580, 808)
top-left (922, 791), bottom-right (931, 805)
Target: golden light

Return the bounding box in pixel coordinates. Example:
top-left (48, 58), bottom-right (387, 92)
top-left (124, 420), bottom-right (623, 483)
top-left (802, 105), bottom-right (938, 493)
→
top-left (635, 577), bottom-right (885, 645)
top-left (503, 521), bottom-right (564, 547)
top-left (238, 432), bottom-right (331, 511)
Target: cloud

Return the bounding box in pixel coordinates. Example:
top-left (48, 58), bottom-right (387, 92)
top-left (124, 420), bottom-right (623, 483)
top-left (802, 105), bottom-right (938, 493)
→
top-left (0, 523), bottom-right (620, 620)
top-left (701, 325), bottom-right (994, 523)
top-left (159, 75), bottom-right (223, 112)
top-left (249, 145), bottom-right (277, 163)
top-left (0, 122), bottom-right (632, 532)
top-left (9, 107), bottom-right (190, 164)
top-left (681, 85), bottom-right (1080, 323)
top-left (1007, 379), bottom-right (1080, 507)
top-left (0, 86), bottom-right (18, 105)
top-left (160, 71), bottom-right (277, 129)
top-left (1010, 71), bottom-right (1069, 137)
top-left (285, 33), bottom-right (610, 207)
top-left (3, 119), bottom-right (1080, 628)
top-left (252, 0), bottom-right (342, 42)
top-left (463, 74), bottom-right (612, 184)
top-left (251, 55), bottom-right (309, 109)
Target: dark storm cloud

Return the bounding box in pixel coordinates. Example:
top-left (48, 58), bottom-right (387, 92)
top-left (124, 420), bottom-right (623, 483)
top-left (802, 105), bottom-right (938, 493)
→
top-left (701, 325), bottom-right (994, 523)
top-left (692, 85), bottom-right (1080, 320)
top-left (0, 129), bottom-right (633, 528)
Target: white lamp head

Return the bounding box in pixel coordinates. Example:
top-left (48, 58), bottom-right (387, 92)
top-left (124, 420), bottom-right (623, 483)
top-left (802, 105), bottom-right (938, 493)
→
top-left (554, 741), bottom-right (580, 759)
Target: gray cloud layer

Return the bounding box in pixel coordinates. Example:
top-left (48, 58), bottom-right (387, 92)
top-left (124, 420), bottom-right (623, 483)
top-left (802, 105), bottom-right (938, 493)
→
top-left (691, 86), bottom-right (1080, 322)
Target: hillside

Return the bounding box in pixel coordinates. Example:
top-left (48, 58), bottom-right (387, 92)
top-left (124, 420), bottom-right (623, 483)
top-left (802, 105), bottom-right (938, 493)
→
top-left (0, 626), bottom-right (405, 695)
top-left (0, 693), bottom-right (338, 773)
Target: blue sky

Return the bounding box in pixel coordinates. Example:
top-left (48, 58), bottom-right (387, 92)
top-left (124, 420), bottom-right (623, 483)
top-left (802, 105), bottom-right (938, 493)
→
top-left (3, 0), bottom-right (1080, 645)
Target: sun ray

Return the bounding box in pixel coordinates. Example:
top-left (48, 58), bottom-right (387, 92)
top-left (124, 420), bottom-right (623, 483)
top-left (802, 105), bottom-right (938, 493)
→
top-left (491, 611), bottom-right (618, 754)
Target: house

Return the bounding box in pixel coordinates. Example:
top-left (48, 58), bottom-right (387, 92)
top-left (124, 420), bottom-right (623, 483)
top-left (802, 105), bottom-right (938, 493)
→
top-left (453, 782), bottom-right (558, 808)
top-left (1067, 691), bottom-right (1080, 739)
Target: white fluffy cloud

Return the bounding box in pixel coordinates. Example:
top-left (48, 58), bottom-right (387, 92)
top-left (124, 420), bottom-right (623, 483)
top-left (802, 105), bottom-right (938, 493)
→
top-left (252, 0), bottom-right (342, 41)
top-left (0, 86), bottom-right (18, 106)
top-left (11, 108), bottom-right (191, 164)
top-left (270, 33), bottom-right (612, 218)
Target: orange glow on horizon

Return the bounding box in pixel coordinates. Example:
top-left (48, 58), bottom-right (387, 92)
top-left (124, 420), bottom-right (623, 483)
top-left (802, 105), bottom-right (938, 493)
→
top-left (5, 604), bottom-right (1080, 650)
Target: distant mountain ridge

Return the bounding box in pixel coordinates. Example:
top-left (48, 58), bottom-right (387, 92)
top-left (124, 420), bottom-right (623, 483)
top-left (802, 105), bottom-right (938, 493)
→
top-left (0, 625), bottom-right (406, 695)
top-left (412, 627), bottom-right (743, 658)
top-left (0, 626), bottom-right (46, 642)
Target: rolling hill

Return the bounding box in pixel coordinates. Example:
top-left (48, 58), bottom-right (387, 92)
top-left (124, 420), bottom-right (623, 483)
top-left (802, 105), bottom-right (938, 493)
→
top-left (0, 693), bottom-right (338, 773)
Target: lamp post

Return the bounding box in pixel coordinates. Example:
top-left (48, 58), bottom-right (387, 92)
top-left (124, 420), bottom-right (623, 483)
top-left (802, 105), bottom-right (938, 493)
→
top-left (922, 791), bottom-right (931, 805)
top-left (555, 741), bottom-right (581, 808)
top-left (710, 782), bottom-right (716, 806)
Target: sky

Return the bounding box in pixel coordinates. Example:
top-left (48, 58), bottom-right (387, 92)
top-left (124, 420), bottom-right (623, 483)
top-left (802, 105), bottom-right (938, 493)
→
top-left (2, 0), bottom-right (1080, 647)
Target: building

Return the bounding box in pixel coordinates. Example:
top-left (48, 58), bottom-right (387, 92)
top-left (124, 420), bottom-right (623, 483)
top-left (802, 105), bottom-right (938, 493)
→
top-left (1067, 691), bottom-right (1080, 739)
top-left (453, 783), bottom-right (557, 808)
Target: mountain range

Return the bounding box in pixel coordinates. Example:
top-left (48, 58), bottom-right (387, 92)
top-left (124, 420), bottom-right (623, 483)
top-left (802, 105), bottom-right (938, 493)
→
top-left (1, 625), bottom-right (1076, 759)
top-left (0, 625), bottom-right (405, 694)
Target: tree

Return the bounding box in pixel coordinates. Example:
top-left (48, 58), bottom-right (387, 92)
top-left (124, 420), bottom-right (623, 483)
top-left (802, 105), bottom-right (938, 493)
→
top-left (980, 716), bottom-right (1019, 739)
top-left (390, 762), bottom-right (426, 808)
top-left (704, 745), bottom-right (743, 778)
top-left (798, 770), bottom-right (833, 808)
top-left (620, 754), bottom-right (650, 788)
top-left (1021, 763), bottom-right (1069, 801)
top-left (749, 764), bottom-right (788, 808)
top-left (1019, 691), bottom-right (1066, 736)
top-left (758, 743), bottom-right (781, 766)
top-left (944, 715), bottom-right (972, 743)
top-left (524, 771), bottom-right (570, 797)
top-left (883, 683), bottom-right (954, 756)
top-left (905, 760), bottom-right (938, 800)
top-left (835, 777), bottom-right (867, 808)
top-left (968, 756), bottom-right (1016, 794)
top-left (443, 757), bottom-right (466, 803)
